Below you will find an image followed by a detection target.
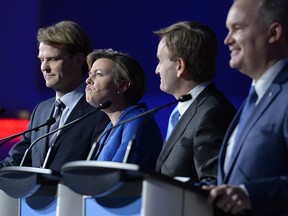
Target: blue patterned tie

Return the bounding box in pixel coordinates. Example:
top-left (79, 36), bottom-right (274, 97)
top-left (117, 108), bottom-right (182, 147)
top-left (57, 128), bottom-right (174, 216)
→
top-left (48, 99), bottom-right (65, 147)
top-left (166, 106), bottom-right (180, 140)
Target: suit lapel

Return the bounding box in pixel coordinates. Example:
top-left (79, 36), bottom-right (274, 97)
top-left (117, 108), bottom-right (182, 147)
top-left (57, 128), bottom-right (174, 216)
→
top-left (223, 67), bottom-right (288, 182)
top-left (157, 83), bottom-right (217, 169)
top-left (157, 103), bottom-right (197, 165)
top-left (52, 96), bottom-right (88, 150)
top-left (38, 99), bottom-right (55, 164)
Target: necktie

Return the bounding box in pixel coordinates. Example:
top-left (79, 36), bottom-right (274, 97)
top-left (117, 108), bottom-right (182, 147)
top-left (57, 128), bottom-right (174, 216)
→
top-left (166, 106), bottom-right (180, 140)
top-left (229, 86), bottom-right (258, 164)
top-left (48, 99), bottom-right (65, 147)
top-left (237, 86), bottom-right (258, 130)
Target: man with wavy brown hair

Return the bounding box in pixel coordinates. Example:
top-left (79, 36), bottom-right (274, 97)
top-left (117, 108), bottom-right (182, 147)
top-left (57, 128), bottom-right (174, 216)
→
top-left (154, 21), bottom-right (236, 184)
top-left (0, 21), bottom-right (109, 172)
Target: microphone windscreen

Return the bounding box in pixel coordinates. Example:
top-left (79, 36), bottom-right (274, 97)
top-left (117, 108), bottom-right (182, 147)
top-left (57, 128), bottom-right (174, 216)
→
top-left (178, 94), bottom-right (192, 102)
top-left (46, 118), bottom-right (56, 125)
top-left (99, 101), bottom-right (111, 109)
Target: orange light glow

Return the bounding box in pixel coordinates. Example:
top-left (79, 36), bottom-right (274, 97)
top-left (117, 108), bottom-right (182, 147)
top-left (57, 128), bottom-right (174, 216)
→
top-left (0, 119), bottom-right (29, 140)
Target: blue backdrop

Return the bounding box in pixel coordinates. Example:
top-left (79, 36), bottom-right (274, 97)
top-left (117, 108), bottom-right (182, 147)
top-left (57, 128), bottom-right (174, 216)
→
top-left (0, 0), bottom-right (251, 137)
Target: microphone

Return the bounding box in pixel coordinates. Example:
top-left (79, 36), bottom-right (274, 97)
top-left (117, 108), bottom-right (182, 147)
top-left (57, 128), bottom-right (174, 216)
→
top-left (19, 101), bottom-right (111, 168)
top-left (0, 106), bottom-right (5, 115)
top-left (123, 94), bottom-right (192, 163)
top-left (86, 94), bottom-right (192, 161)
top-left (0, 118), bottom-right (56, 148)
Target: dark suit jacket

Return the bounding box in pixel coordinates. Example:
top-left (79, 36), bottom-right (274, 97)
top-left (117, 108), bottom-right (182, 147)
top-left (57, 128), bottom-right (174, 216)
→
top-left (217, 65), bottom-right (288, 216)
top-left (0, 96), bottom-right (109, 172)
top-left (156, 83), bottom-right (236, 182)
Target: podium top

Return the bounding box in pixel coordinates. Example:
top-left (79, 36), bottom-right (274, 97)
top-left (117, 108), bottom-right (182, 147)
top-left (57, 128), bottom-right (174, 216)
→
top-left (143, 169), bottom-right (210, 196)
top-left (61, 160), bottom-right (208, 197)
top-left (0, 166), bottom-right (61, 198)
top-left (61, 160), bottom-right (140, 173)
top-left (61, 161), bottom-right (143, 196)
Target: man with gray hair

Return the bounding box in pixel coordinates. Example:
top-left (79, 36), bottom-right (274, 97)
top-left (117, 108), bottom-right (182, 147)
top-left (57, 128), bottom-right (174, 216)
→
top-left (205, 0), bottom-right (288, 215)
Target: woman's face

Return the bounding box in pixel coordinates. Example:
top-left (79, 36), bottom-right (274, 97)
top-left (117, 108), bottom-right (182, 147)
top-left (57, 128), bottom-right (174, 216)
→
top-left (85, 58), bottom-right (119, 108)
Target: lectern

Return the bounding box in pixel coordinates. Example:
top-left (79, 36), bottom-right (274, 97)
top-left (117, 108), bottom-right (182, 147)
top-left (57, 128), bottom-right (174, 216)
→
top-left (0, 166), bottom-right (60, 198)
top-left (0, 166), bottom-right (61, 216)
top-left (60, 161), bottom-right (213, 216)
top-left (141, 171), bottom-right (212, 216)
top-left (60, 161), bottom-right (143, 216)
top-left (0, 189), bottom-right (19, 216)
top-left (0, 163), bottom-right (213, 216)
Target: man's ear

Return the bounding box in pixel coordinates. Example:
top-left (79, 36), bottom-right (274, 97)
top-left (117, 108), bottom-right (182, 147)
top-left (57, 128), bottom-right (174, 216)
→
top-left (267, 22), bottom-right (282, 44)
top-left (176, 57), bottom-right (186, 78)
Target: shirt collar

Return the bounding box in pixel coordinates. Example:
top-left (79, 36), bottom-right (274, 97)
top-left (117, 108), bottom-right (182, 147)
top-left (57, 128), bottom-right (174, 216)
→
top-left (177, 82), bottom-right (210, 116)
top-left (253, 57), bottom-right (288, 101)
top-left (56, 82), bottom-right (85, 111)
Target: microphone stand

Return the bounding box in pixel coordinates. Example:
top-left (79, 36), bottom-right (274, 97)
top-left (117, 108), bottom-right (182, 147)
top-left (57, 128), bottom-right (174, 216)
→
top-left (60, 94), bottom-right (192, 196)
top-left (122, 94), bottom-right (192, 163)
top-left (21, 100), bottom-right (111, 167)
top-left (87, 94), bottom-right (192, 161)
top-left (0, 101), bottom-right (111, 198)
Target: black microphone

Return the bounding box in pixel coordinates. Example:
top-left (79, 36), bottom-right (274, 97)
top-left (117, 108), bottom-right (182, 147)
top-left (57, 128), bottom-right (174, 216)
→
top-left (0, 118), bottom-right (56, 148)
top-left (123, 94), bottom-right (192, 163)
top-left (0, 106), bottom-right (5, 115)
top-left (20, 101), bottom-right (111, 168)
top-left (86, 94), bottom-right (192, 161)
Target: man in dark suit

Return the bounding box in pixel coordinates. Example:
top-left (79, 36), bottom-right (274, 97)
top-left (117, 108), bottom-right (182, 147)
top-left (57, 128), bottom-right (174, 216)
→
top-left (0, 21), bottom-right (109, 172)
top-left (205, 0), bottom-right (288, 215)
top-left (154, 21), bottom-right (236, 183)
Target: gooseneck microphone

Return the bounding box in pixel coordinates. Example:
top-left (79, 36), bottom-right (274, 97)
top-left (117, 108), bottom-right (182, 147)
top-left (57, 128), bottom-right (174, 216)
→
top-left (86, 94), bottom-right (192, 161)
top-left (0, 106), bottom-right (5, 115)
top-left (0, 118), bottom-right (56, 148)
top-left (123, 94), bottom-right (192, 163)
top-left (20, 101), bottom-right (111, 167)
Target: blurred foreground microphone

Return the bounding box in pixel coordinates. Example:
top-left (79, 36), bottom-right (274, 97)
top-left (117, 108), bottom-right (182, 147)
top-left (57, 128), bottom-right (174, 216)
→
top-left (86, 94), bottom-right (192, 161)
top-left (19, 101), bottom-right (111, 167)
top-left (0, 118), bottom-right (56, 148)
top-left (0, 106), bottom-right (5, 115)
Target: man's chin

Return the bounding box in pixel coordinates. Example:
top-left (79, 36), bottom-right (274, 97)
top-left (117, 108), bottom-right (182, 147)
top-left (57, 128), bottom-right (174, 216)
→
top-left (160, 83), bottom-right (168, 91)
top-left (229, 59), bottom-right (240, 70)
top-left (160, 86), bottom-right (167, 93)
top-left (45, 81), bottom-right (56, 88)
top-left (45, 84), bottom-right (53, 88)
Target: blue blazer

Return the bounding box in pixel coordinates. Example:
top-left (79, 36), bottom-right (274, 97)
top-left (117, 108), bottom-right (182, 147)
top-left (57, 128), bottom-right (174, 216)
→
top-left (218, 65), bottom-right (288, 215)
top-left (96, 103), bottom-right (163, 170)
top-left (0, 96), bottom-right (109, 172)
